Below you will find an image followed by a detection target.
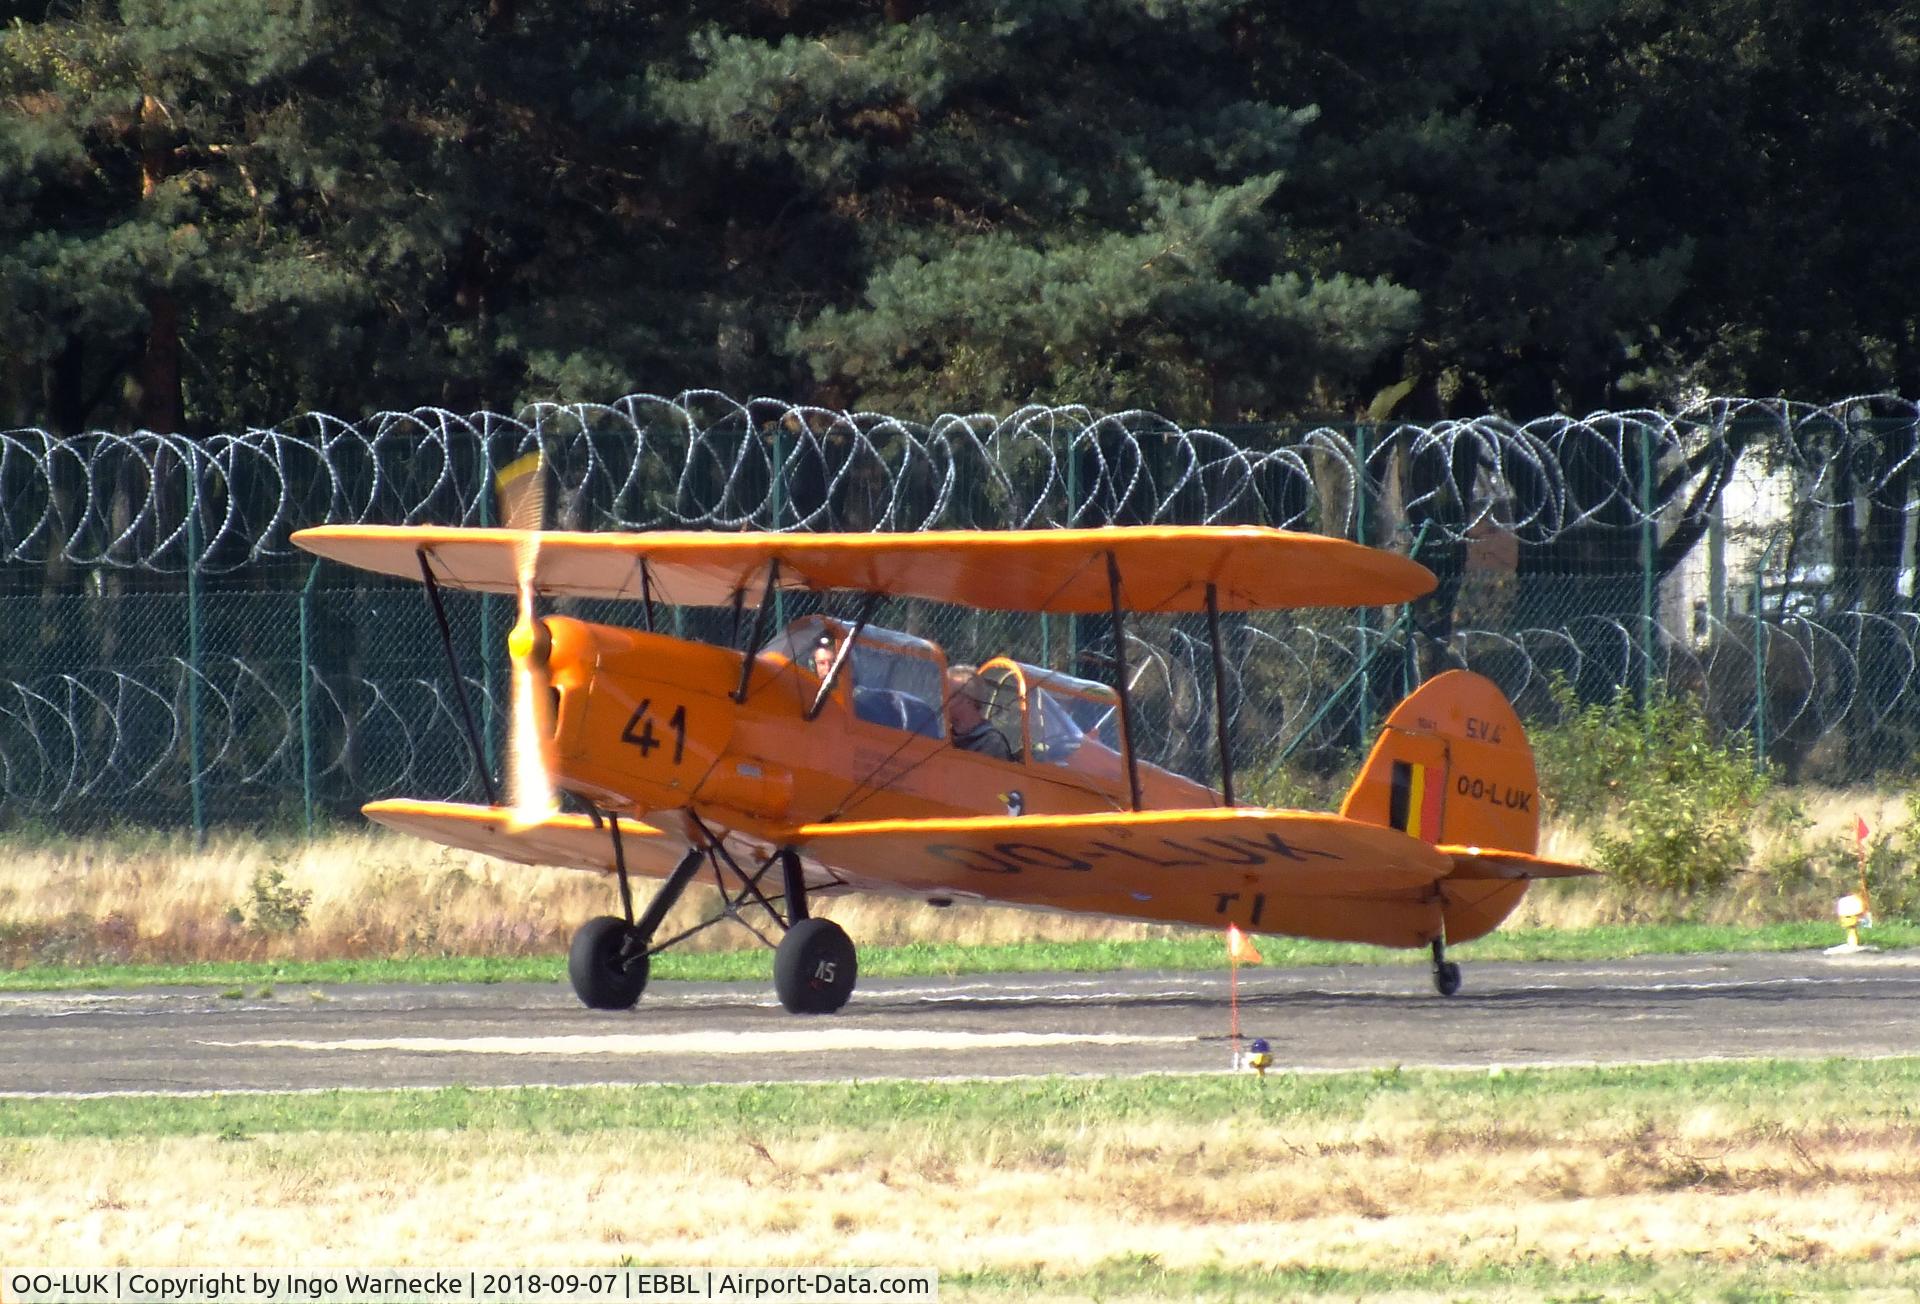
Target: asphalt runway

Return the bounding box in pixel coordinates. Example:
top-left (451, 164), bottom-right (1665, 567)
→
top-left (2, 950), bottom-right (1916, 1096)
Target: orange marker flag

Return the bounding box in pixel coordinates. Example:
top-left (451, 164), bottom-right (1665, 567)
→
top-left (1227, 923), bottom-right (1263, 966)
top-left (1856, 817), bottom-right (1870, 845)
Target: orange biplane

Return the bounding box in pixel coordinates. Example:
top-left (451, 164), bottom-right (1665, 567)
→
top-left (294, 455), bottom-right (1591, 1014)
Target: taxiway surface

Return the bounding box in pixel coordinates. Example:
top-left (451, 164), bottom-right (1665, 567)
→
top-left (2, 950), bottom-right (1915, 1095)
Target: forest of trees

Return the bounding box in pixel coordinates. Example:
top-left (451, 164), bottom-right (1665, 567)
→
top-left (3, 0), bottom-right (1916, 437)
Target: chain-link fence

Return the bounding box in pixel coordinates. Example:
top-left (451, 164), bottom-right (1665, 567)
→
top-left (3, 393), bottom-right (1916, 833)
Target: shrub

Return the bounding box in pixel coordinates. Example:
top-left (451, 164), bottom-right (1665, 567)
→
top-left (227, 865), bottom-right (312, 935)
top-left (1534, 676), bottom-right (1769, 897)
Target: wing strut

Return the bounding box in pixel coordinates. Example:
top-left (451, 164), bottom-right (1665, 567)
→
top-left (416, 548), bottom-right (500, 807)
top-left (732, 558), bottom-right (781, 703)
top-left (1205, 582), bottom-right (1236, 807)
top-left (1105, 549), bottom-right (1144, 811)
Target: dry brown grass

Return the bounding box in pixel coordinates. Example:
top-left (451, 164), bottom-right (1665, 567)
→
top-left (5, 1102), bottom-right (1917, 1289)
top-left (0, 786), bottom-right (1905, 966)
top-left (0, 823), bottom-right (1169, 966)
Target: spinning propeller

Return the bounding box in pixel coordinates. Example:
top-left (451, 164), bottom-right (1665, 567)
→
top-left (496, 450), bottom-right (558, 827)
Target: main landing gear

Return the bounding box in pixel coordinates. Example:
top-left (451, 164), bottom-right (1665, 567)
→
top-left (564, 814), bottom-right (857, 1016)
top-left (1430, 937), bottom-right (1463, 997)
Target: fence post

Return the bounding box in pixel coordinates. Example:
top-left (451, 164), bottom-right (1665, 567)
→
top-left (1065, 428), bottom-right (1079, 671)
top-left (1752, 531), bottom-right (1780, 773)
top-left (1404, 521), bottom-right (1430, 696)
top-left (1639, 421), bottom-right (1655, 709)
top-left (185, 447), bottom-right (206, 848)
top-left (771, 428), bottom-right (786, 627)
top-left (1354, 425), bottom-right (1371, 741)
top-left (299, 560), bottom-right (319, 841)
top-left (1038, 429), bottom-right (1051, 666)
top-left (478, 438), bottom-right (495, 772)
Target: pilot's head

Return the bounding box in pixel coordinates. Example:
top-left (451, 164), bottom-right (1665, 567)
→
top-left (811, 634), bottom-right (836, 679)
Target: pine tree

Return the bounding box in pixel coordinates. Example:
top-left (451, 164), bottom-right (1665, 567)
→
top-left (651, 0), bottom-right (1418, 420)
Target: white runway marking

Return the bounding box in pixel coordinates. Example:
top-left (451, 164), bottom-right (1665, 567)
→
top-left (201, 1029), bottom-right (1193, 1056)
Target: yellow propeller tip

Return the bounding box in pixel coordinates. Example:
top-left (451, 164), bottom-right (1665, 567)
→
top-left (507, 618), bottom-right (550, 664)
top-left (495, 451), bottom-right (544, 492)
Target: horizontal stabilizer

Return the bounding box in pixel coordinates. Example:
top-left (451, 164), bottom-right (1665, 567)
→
top-left (362, 798), bottom-right (685, 879)
top-left (293, 524), bottom-right (1434, 614)
top-left (1440, 846), bottom-right (1600, 880)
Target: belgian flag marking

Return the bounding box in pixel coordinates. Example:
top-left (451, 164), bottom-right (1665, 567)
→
top-left (1388, 759), bottom-right (1442, 842)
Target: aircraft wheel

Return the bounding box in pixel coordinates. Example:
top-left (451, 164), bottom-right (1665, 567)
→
top-left (774, 917), bottom-right (858, 1014)
top-left (1433, 960), bottom-right (1463, 998)
top-left (569, 915), bottom-right (649, 1010)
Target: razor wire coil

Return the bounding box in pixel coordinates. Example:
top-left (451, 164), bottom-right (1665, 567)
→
top-left (5, 392), bottom-right (1920, 826)
top-left (3, 392), bottom-right (1918, 570)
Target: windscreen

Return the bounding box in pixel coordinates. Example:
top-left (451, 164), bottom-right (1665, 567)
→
top-left (1030, 684), bottom-right (1120, 765)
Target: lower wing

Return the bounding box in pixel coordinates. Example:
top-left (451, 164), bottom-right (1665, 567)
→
top-left (791, 807), bottom-right (1461, 945)
top-left (362, 798), bottom-right (690, 879)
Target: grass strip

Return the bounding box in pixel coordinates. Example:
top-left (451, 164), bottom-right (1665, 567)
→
top-left (946, 1253), bottom-right (1920, 1301)
top-left (1, 919), bottom-right (1912, 992)
top-left (3, 1056), bottom-right (1916, 1140)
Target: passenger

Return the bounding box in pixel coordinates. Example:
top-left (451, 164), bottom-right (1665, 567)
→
top-left (946, 667), bottom-right (1013, 760)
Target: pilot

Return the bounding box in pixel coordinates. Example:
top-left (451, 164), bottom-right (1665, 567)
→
top-left (810, 633), bottom-right (838, 680)
top-left (946, 667), bottom-right (1013, 760)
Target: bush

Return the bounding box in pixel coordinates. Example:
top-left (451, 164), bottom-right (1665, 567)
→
top-left (1534, 676), bottom-right (1770, 897)
top-left (1854, 795), bottom-right (1920, 923)
top-left (227, 865), bottom-right (312, 935)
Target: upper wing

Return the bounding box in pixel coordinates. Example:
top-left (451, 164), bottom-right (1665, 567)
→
top-left (291, 524), bottom-right (1434, 613)
top-left (792, 807), bottom-right (1456, 948)
top-left (362, 798), bottom-right (689, 878)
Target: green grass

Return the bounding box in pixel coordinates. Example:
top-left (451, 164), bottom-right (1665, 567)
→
top-left (3, 1056), bottom-right (1916, 1140)
top-left (1, 918), bottom-right (1912, 993)
top-left (946, 1253), bottom-right (1920, 1302)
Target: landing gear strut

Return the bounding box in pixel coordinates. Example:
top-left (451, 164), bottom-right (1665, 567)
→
top-left (566, 831), bottom-right (859, 1015)
top-left (1430, 937), bottom-right (1463, 997)
top-left (568, 843), bottom-right (704, 1010)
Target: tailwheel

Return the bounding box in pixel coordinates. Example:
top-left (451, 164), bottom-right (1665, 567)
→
top-left (774, 917), bottom-right (858, 1014)
top-left (1430, 938), bottom-right (1462, 998)
top-left (569, 915), bottom-right (650, 1010)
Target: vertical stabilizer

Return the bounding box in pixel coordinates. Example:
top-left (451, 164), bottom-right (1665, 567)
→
top-left (1339, 670), bottom-right (1540, 855)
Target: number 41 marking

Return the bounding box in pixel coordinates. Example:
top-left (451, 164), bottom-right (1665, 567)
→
top-left (622, 699), bottom-right (687, 764)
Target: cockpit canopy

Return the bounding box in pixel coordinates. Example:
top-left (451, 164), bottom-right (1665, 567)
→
top-left (764, 615), bottom-right (946, 739)
top-left (761, 619), bottom-right (1126, 778)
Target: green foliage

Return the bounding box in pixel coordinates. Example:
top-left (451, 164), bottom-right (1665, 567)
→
top-left (1238, 754), bottom-right (1362, 813)
top-left (9, 0), bottom-right (1913, 430)
top-left (226, 865), bottom-right (311, 935)
top-left (1533, 675), bottom-right (1769, 896)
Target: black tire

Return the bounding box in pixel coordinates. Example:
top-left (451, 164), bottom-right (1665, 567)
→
top-left (568, 915), bottom-right (649, 1010)
top-left (1433, 960), bottom-right (1463, 998)
top-left (774, 917), bottom-right (858, 1014)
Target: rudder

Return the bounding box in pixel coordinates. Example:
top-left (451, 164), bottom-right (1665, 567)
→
top-left (1339, 670), bottom-right (1539, 855)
